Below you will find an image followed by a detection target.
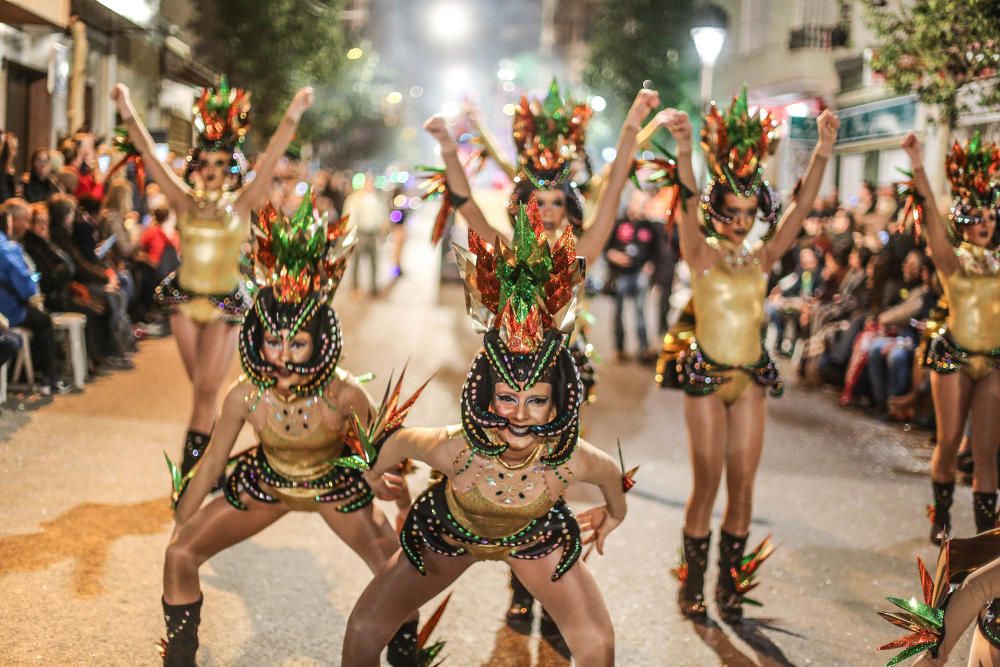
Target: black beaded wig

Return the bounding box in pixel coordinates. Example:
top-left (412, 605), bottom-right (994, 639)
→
top-left (239, 287), bottom-right (343, 397)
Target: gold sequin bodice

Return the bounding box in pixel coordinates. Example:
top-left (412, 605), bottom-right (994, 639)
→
top-left (244, 383), bottom-right (345, 482)
top-left (940, 244), bottom-right (1000, 353)
top-left (447, 439), bottom-right (568, 540)
top-left (177, 190), bottom-right (245, 295)
top-left (691, 238), bottom-right (767, 366)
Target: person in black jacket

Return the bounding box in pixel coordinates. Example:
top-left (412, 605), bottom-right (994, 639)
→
top-left (22, 149), bottom-right (62, 204)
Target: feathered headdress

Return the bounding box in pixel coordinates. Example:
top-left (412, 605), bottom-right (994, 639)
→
top-left (251, 186), bottom-right (356, 308)
top-left (453, 198), bottom-right (585, 465)
top-left (946, 131), bottom-right (1000, 225)
top-left (700, 86), bottom-right (780, 198)
top-left (193, 76), bottom-right (251, 153)
top-left (453, 198), bottom-right (584, 353)
top-left (240, 186), bottom-right (356, 396)
top-left (512, 78), bottom-right (591, 189)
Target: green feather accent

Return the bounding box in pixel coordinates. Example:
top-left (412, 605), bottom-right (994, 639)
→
top-left (885, 596), bottom-right (944, 628)
top-left (884, 643), bottom-right (937, 667)
top-left (497, 205), bottom-right (553, 324)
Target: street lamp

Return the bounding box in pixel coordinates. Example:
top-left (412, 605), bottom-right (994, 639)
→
top-left (427, 2), bottom-right (470, 44)
top-left (690, 4), bottom-right (728, 105)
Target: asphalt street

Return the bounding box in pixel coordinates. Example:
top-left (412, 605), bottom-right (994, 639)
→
top-left (0, 229), bottom-right (973, 666)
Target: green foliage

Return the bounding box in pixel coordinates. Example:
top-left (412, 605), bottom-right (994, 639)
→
top-left (583, 0), bottom-right (700, 114)
top-left (865, 0), bottom-right (1000, 128)
top-left (189, 0), bottom-right (347, 138)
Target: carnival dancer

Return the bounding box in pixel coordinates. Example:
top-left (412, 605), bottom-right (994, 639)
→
top-left (340, 201), bottom-right (636, 667)
top-left (157, 190), bottom-right (420, 666)
top-left (899, 132), bottom-right (1000, 545)
top-left (112, 80), bottom-right (313, 476)
top-left (422, 82), bottom-right (658, 649)
top-left (659, 93), bottom-right (838, 623)
top-left (876, 529), bottom-right (1000, 666)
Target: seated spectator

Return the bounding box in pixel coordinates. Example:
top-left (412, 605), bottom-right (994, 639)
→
top-left (22, 149), bottom-right (62, 203)
top-left (0, 132), bottom-right (19, 203)
top-left (864, 250), bottom-right (935, 419)
top-left (73, 197), bottom-right (135, 361)
top-left (22, 202), bottom-right (76, 311)
top-left (766, 245), bottom-right (824, 355)
top-left (604, 189), bottom-right (659, 362)
top-left (0, 200), bottom-right (64, 394)
top-left (134, 203), bottom-right (179, 323)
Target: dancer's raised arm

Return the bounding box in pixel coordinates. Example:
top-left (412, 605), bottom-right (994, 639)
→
top-left (237, 86), bottom-right (315, 215)
top-left (901, 132), bottom-right (959, 275)
top-left (758, 110), bottom-right (839, 267)
top-left (576, 88), bottom-right (662, 266)
top-left (423, 114), bottom-right (496, 241)
top-left (661, 108), bottom-right (712, 272)
top-left (468, 105), bottom-right (517, 180)
top-left (112, 84), bottom-right (191, 209)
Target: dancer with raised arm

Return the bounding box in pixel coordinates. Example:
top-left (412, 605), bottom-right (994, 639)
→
top-left (340, 202), bottom-right (635, 667)
top-left (112, 79), bottom-right (313, 476)
top-left (660, 92), bottom-right (838, 623)
top-left (900, 132), bottom-right (1000, 545)
top-left (423, 83), bottom-right (659, 651)
top-left (157, 191), bottom-right (420, 666)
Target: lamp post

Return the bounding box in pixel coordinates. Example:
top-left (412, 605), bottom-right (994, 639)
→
top-left (690, 4), bottom-right (728, 106)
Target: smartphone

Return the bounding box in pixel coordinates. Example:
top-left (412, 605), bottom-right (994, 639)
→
top-left (98, 154), bottom-right (111, 173)
top-left (878, 230), bottom-right (890, 245)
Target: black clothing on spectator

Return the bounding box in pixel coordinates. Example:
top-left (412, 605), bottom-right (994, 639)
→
top-left (23, 174), bottom-right (61, 204)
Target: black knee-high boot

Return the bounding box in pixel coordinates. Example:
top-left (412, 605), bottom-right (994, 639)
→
top-left (929, 481), bottom-right (955, 545)
top-left (539, 608), bottom-right (571, 660)
top-left (180, 430), bottom-right (211, 477)
top-left (506, 572), bottom-right (534, 634)
top-left (716, 531), bottom-right (748, 624)
top-left (676, 532), bottom-right (710, 619)
top-left (386, 617), bottom-right (418, 667)
top-left (159, 597), bottom-right (201, 666)
top-left (974, 492), bottom-right (998, 533)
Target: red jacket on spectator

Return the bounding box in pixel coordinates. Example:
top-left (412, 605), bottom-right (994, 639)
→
top-left (140, 224), bottom-right (179, 267)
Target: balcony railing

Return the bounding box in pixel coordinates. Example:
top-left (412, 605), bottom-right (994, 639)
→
top-left (789, 24), bottom-right (849, 51)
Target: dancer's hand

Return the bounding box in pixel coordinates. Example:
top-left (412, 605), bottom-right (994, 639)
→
top-left (658, 109), bottom-right (693, 152)
top-left (577, 505), bottom-right (623, 555)
top-left (111, 84), bottom-right (132, 119)
top-left (369, 471), bottom-right (404, 501)
top-left (901, 132), bottom-right (923, 168)
top-left (816, 109), bottom-right (839, 157)
top-left (423, 115), bottom-right (454, 147)
top-left (625, 89), bottom-right (660, 130)
top-left (290, 86), bottom-right (315, 121)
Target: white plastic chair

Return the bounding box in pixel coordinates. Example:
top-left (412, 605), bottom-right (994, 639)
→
top-left (9, 327), bottom-right (34, 390)
top-left (52, 312), bottom-right (87, 389)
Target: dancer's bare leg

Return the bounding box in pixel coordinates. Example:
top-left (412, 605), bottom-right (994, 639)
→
top-left (188, 320), bottom-right (239, 433)
top-left (170, 312), bottom-right (199, 382)
top-left (163, 494), bottom-right (289, 604)
top-left (930, 372), bottom-right (975, 483)
top-left (683, 393), bottom-right (728, 537)
top-left (969, 370), bottom-right (1000, 493)
top-left (721, 385), bottom-right (767, 536)
top-left (510, 552), bottom-right (614, 667)
top-left (316, 502), bottom-right (398, 574)
top-left (342, 550), bottom-right (473, 666)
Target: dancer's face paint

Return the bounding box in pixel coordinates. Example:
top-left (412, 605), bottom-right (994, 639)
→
top-left (198, 150), bottom-right (230, 191)
top-left (534, 190), bottom-right (567, 233)
top-left (491, 381), bottom-right (555, 450)
top-left (262, 329), bottom-right (314, 391)
top-left (961, 207), bottom-right (996, 247)
top-left (715, 192), bottom-right (759, 244)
